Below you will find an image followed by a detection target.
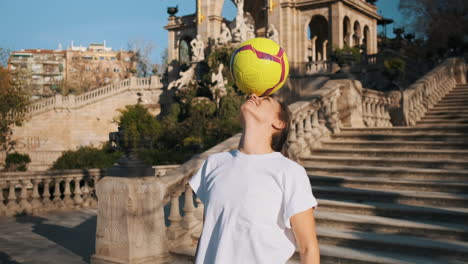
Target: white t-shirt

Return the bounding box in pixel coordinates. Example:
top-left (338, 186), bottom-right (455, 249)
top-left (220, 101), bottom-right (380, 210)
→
top-left (188, 149), bottom-right (318, 264)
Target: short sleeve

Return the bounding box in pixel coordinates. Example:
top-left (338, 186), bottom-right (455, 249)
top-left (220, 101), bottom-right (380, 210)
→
top-left (188, 159), bottom-right (209, 204)
top-left (282, 164), bottom-right (318, 229)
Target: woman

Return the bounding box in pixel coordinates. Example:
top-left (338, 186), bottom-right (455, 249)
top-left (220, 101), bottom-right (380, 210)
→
top-left (189, 93), bottom-right (320, 264)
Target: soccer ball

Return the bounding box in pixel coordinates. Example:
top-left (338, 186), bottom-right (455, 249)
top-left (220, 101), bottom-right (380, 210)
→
top-left (230, 37), bottom-right (289, 96)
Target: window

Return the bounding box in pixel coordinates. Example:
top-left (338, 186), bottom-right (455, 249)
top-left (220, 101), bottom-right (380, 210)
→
top-left (82, 56), bottom-right (93, 60)
top-left (100, 56), bottom-right (105, 60)
top-left (124, 57), bottom-right (131, 62)
top-left (114, 68), bottom-right (120, 72)
top-left (111, 57), bottom-right (116, 61)
top-left (106, 68), bottom-right (110, 72)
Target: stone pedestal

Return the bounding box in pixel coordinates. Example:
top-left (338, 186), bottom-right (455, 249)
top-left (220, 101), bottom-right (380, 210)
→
top-left (91, 176), bottom-right (171, 264)
top-left (332, 79), bottom-right (365, 127)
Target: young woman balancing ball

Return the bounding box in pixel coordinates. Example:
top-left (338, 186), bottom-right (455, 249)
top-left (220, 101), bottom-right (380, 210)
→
top-left (188, 38), bottom-right (320, 263)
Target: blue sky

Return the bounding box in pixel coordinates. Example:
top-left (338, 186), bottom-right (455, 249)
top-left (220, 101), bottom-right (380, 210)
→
top-left (0, 0), bottom-right (403, 64)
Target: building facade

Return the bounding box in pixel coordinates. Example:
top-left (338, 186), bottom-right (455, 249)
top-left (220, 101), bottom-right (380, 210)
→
top-left (8, 42), bottom-right (137, 97)
top-left (165, 0), bottom-right (381, 76)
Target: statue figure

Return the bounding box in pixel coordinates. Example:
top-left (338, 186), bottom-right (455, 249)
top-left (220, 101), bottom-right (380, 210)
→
top-left (168, 65), bottom-right (196, 90)
top-left (210, 64), bottom-right (227, 109)
top-left (232, 0), bottom-right (247, 43)
top-left (245, 17), bottom-right (255, 40)
top-left (217, 23), bottom-right (232, 45)
top-left (190, 35), bottom-right (205, 62)
top-left (267, 24), bottom-right (279, 43)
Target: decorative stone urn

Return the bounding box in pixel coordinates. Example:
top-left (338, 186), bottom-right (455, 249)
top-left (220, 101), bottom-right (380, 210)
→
top-left (91, 127), bottom-right (170, 264)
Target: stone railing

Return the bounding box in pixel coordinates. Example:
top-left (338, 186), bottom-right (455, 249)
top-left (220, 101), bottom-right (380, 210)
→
top-left (26, 76), bottom-right (163, 116)
top-left (306, 60), bottom-right (332, 75)
top-left (0, 165), bottom-right (178, 216)
top-left (361, 89), bottom-right (393, 127)
top-left (402, 57), bottom-right (467, 126)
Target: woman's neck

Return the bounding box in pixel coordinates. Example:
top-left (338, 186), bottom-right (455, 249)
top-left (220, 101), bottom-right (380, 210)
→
top-left (238, 124), bottom-right (274, 155)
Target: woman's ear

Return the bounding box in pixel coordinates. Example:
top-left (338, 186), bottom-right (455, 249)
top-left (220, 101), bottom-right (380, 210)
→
top-left (272, 119), bottom-right (286, 130)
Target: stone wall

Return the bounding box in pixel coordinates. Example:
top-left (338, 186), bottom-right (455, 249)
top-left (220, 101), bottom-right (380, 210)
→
top-left (6, 76), bottom-right (165, 171)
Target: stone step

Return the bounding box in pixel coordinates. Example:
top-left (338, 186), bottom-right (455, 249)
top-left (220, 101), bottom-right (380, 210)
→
top-left (320, 139), bottom-right (468, 150)
top-left (419, 114), bottom-right (468, 119)
top-left (417, 119), bottom-right (468, 125)
top-left (317, 227), bottom-right (468, 262)
top-left (171, 244), bottom-right (442, 264)
top-left (309, 148), bottom-right (468, 159)
top-left (317, 244), bottom-right (444, 264)
top-left (303, 155), bottom-right (468, 170)
top-left (312, 185), bottom-right (468, 207)
top-left (431, 105), bottom-right (468, 110)
top-left (315, 211), bottom-right (468, 242)
top-left (437, 97), bottom-right (468, 102)
top-left (317, 199), bottom-right (468, 225)
top-left (340, 125), bottom-right (468, 134)
top-left (308, 174), bottom-right (468, 193)
top-left (331, 132), bottom-right (467, 142)
top-left (435, 102), bottom-right (468, 107)
top-left (425, 109), bottom-right (468, 115)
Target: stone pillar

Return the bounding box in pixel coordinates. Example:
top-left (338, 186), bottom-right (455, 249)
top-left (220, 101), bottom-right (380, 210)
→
top-left (311, 36), bottom-right (317, 62)
top-left (91, 176), bottom-right (171, 264)
top-left (323, 40), bottom-right (328, 61)
top-left (334, 79), bottom-right (365, 127)
top-left (330, 2), bottom-right (343, 49)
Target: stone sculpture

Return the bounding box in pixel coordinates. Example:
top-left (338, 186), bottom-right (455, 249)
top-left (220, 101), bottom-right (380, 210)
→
top-left (210, 64), bottom-right (227, 109)
top-left (267, 24), bottom-right (279, 43)
top-left (168, 65), bottom-right (195, 90)
top-left (217, 23), bottom-right (232, 45)
top-left (190, 35), bottom-right (205, 62)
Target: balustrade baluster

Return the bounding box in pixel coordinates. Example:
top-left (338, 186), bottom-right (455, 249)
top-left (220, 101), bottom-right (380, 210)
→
top-left (81, 178), bottom-right (91, 207)
top-left (42, 178), bottom-right (53, 209)
top-left (73, 176), bottom-right (83, 206)
top-left (0, 184), bottom-right (6, 215)
top-left (167, 191), bottom-right (184, 240)
top-left (296, 114), bottom-right (306, 146)
top-left (6, 180), bottom-right (20, 215)
top-left (318, 108), bottom-right (329, 135)
top-left (53, 178), bottom-right (65, 208)
top-left (194, 197), bottom-right (204, 222)
top-left (30, 179), bottom-right (43, 213)
top-left (310, 109), bottom-right (321, 139)
top-left (303, 110), bottom-right (313, 140)
top-left (19, 180), bottom-right (32, 214)
top-left (288, 119), bottom-right (297, 144)
top-left (63, 177), bottom-right (73, 207)
top-left (182, 183), bottom-right (198, 230)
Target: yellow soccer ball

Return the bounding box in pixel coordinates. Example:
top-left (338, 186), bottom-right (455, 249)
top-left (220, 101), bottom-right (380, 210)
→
top-left (230, 37), bottom-right (289, 96)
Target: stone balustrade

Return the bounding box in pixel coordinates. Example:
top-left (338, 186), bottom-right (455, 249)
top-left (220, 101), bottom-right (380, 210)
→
top-left (402, 57), bottom-right (466, 126)
top-left (0, 165), bottom-right (178, 216)
top-left (362, 89), bottom-right (392, 127)
top-left (306, 60), bottom-right (332, 75)
top-left (26, 76), bottom-right (163, 116)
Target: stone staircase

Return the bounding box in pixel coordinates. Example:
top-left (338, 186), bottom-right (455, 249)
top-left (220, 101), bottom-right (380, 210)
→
top-left (302, 84), bottom-right (468, 263)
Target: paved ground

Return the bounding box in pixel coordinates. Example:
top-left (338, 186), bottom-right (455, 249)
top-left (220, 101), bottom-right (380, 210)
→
top-left (0, 209), bottom-right (98, 264)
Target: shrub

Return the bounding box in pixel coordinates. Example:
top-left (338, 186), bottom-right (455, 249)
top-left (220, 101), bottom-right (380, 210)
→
top-left (4, 152), bottom-right (31, 172)
top-left (51, 143), bottom-right (122, 170)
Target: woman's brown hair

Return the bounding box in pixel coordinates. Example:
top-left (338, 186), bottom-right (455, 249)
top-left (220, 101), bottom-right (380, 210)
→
top-left (271, 100), bottom-right (291, 156)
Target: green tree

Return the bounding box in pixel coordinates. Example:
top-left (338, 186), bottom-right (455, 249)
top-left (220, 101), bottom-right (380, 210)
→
top-left (4, 152), bottom-right (30, 172)
top-left (0, 66), bottom-right (30, 153)
top-left (399, 0), bottom-right (468, 56)
top-left (114, 104), bottom-right (162, 149)
top-left (51, 143), bottom-right (121, 170)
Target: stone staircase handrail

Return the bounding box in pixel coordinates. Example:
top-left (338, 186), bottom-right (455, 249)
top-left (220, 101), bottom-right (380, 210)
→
top-left (26, 76), bottom-right (162, 116)
top-left (402, 57), bottom-right (466, 126)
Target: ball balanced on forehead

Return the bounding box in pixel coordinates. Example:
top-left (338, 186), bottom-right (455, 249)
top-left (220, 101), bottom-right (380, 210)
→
top-left (230, 37), bottom-right (289, 97)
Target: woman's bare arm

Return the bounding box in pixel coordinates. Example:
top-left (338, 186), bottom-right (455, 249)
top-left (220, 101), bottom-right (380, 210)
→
top-left (290, 207), bottom-right (320, 264)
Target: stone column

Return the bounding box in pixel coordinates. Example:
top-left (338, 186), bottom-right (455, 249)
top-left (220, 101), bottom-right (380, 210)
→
top-left (91, 177), bottom-right (171, 264)
top-left (311, 36), bottom-right (317, 62)
top-left (330, 2), bottom-right (343, 49)
top-left (322, 40), bottom-right (328, 61)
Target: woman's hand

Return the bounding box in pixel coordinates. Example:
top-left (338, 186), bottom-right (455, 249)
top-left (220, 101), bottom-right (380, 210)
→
top-left (291, 207), bottom-right (320, 264)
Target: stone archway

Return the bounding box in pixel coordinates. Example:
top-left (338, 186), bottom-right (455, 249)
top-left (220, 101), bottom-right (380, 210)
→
top-left (343, 16), bottom-right (351, 47)
top-left (178, 36), bottom-right (193, 66)
top-left (363, 25), bottom-right (370, 53)
top-left (308, 15), bottom-right (329, 62)
top-left (353, 21), bottom-right (362, 47)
